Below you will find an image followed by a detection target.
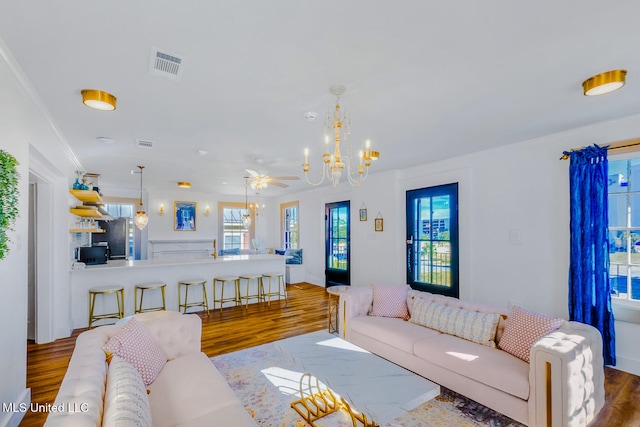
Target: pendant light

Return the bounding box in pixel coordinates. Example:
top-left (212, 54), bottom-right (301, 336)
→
top-left (242, 177), bottom-right (252, 228)
top-left (134, 166), bottom-right (149, 230)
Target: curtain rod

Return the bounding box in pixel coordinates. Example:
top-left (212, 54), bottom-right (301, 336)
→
top-left (560, 138), bottom-right (640, 160)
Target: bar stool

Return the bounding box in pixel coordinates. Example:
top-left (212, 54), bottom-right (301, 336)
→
top-left (134, 281), bottom-right (167, 313)
top-left (88, 285), bottom-right (124, 329)
top-left (212, 275), bottom-right (241, 313)
top-left (238, 274), bottom-right (265, 309)
top-left (262, 272), bottom-right (287, 306)
top-left (178, 279), bottom-right (209, 315)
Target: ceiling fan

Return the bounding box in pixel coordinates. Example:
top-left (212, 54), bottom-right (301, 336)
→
top-left (245, 169), bottom-right (300, 189)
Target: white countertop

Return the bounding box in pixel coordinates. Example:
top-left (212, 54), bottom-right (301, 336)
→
top-left (71, 254), bottom-right (286, 271)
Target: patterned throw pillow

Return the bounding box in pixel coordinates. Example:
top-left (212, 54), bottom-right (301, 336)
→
top-left (498, 306), bottom-right (565, 362)
top-left (103, 317), bottom-right (167, 386)
top-left (410, 298), bottom-right (500, 347)
top-left (102, 355), bottom-right (152, 427)
top-left (369, 284), bottom-right (410, 320)
top-left (285, 248), bottom-right (303, 265)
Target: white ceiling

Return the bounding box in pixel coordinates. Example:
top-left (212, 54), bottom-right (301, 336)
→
top-left (2, 1), bottom-right (640, 196)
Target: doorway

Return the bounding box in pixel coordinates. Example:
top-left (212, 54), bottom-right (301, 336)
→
top-left (325, 201), bottom-right (350, 287)
top-left (406, 183), bottom-right (459, 297)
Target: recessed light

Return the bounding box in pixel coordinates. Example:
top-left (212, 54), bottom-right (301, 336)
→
top-left (197, 149), bottom-right (208, 156)
top-left (96, 136), bottom-right (115, 144)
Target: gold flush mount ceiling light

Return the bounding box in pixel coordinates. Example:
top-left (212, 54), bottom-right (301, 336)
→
top-left (81, 89), bottom-right (117, 111)
top-left (582, 70), bottom-right (627, 96)
top-left (177, 182), bottom-right (191, 188)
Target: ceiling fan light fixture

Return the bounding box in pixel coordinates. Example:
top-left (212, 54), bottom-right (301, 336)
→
top-left (81, 89), bottom-right (117, 111)
top-left (582, 70), bottom-right (627, 96)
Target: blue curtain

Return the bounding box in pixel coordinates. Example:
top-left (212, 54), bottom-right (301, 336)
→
top-left (566, 144), bottom-right (616, 366)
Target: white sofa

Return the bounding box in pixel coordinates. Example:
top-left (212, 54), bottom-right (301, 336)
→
top-left (45, 311), bottom-right (256, 427)
top-left (339, 287), bottom-right (605, 427)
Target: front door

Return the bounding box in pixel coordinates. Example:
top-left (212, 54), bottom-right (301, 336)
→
top-left (325, 201), bottom-right (350, 288)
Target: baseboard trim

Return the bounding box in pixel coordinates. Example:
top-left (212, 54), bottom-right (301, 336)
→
top-left (613, 354), bottom-right (640, 377)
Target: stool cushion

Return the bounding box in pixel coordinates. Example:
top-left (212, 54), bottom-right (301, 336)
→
top-left (214, 276), bottom-right (239, 281)
top-left (90, 285), bottom-right (124, 293)
top-left (104, 318), bottom-right (167, 386)
top-left (262, 272), bottom-right (283, 277)
top-left (179, 279), bottom-right (206, 285)
top-left (136, 282), bottom-right (165, 289)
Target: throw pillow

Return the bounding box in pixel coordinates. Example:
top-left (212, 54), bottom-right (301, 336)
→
top-left (103, 317), bottom-right (167, 386)
top-left (275, 249), bottom-right (286, 256)
top-left (369, 284), bottom-right (410, 320)
top-left (410, 298), bottom-right (500, 347)
top-left (285, 248), bottom-right (303, 265)
top-left (102, 355), bottom-right (152, 427)
top-left (498, 306), bottom-right (565, 363)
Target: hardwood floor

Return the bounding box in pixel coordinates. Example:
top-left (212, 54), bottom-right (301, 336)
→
top-left (20, 283), bottom-right (640, 426)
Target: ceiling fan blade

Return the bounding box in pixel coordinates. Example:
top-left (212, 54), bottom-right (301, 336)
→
top-left (245, 169), bottom-right (259, 177)
top-left (270, 181), bottom-right (289, 188)
top-left (269, 176), bottom-right (300, 181)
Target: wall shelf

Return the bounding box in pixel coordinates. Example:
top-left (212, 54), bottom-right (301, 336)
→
top-left (69, 189), bottom-right (102, 203)
top-left (69, 229), bottom-right (105, 233)
top-left (69, 207), bottom-right (102, 218)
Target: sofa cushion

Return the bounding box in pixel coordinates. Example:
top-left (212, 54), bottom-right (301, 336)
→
top-left (498, 306), bottom-right (565, 362)
top-left (103, 317), bottom-right (167, 386)
top-left (410, 298), bottom-right (500, 347)
top-left (103, 355), bottom-right (153, 427)
top-left (147, 352), bottom-right (242, 427)
top-left (369, 284), bottom-right (410, 320)
top-left (349, 315), bottom-right (441, 353)
top-left (413, 334), bottom-right (530, 400)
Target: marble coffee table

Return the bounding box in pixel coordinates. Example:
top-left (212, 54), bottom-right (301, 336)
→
top-left (275, 331), bottom-right (440, 426)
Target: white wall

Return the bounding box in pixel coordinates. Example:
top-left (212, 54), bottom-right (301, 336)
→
top-left (281, 113), bottom-right (640, 376)
top-left (0, 40), bottom-right (76, 425)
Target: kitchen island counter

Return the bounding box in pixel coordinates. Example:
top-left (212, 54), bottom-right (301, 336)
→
top-left (69, 254), bottom-right (286, 329)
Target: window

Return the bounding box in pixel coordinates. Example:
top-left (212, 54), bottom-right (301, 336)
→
top-left (608, 158), bottom-right (640, 304)
top-left (406, 183), bottom-right (459, 297)
top-left (281, 201), bottom-right (299, 249)
top-left (218, 202), bottom-right (254, 250)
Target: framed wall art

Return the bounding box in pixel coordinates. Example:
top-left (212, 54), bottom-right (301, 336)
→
top-left (175, 201), bottom-right (197, 231)
top-left (374, 215), bottom-right (383, 232)
top-left (359, 208), bottom-right (367, 221)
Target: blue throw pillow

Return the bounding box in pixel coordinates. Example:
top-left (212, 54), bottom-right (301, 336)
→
top-left (220, 248), bottom-right (240, 256)
top-left (275, 249), bottom-right (286, 256)
top-left (286, 248), bottom-right (303, 265)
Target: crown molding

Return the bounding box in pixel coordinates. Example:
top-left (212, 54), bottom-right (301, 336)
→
top-left (0, 37), bottom-right (83, 171)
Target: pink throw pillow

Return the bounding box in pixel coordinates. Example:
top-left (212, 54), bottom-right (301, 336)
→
top-left (103, 317), bottom-right (167, 386)
top-left (498, 306), bottom-right (565, 362)
top-left (369, 284), bottom-right (410, 320)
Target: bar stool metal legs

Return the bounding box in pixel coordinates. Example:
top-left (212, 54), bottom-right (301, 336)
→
top-left (88, 285), bottom-right (124, 329)
top-left (262, 272), bottom-right (287, 306)
top-left (178, 279), bottom-right (209, 315)
top-left (212, 276), bottom-right (241, 313)
top-left (134, 281), bottom-right (167, 313)
top-left (238, 274), bottom-right (264, 308)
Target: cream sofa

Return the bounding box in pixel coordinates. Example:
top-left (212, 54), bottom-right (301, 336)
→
top-left (339, 287), bottom-right (605, 427)
top-left (45, 311), bottom-right (256, 427)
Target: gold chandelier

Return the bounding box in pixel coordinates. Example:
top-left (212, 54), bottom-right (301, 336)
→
top-left (303, 85), bottom-right (379, 188)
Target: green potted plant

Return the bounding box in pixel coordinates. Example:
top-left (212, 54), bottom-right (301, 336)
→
top-left (0, 150), bottom-right (20, 260)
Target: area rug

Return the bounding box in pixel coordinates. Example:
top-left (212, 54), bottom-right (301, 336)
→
top-left (211, 334), bottom-right (525, 427)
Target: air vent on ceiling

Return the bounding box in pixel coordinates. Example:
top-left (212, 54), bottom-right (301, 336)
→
top-left (136, 139), bottom-right (154, 149)
top-left (150, 47), bottom-right (185, 81)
